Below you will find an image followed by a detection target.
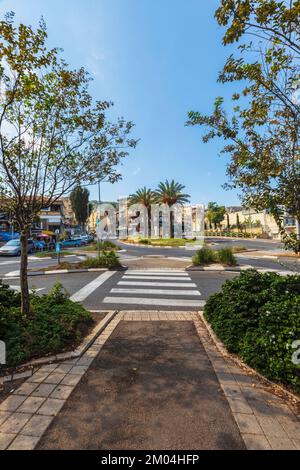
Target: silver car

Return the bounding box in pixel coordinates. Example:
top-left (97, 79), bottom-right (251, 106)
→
top-left (0, 239), bottom-right (34, 256)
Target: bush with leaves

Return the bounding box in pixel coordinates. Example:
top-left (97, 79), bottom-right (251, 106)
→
top-left (0, 283), bottom-right (93, 367)
top-left (218, 247), bottom-right (237, 266)
top-left (192, 246), bottom-right (217, 265)
top-left (204, 270), bottom-right (300, 392)
top-left (81, 251), bottom-right (120, 269)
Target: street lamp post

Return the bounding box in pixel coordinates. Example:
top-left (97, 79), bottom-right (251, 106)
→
top-left (97, 180), bottom-right (101, 258)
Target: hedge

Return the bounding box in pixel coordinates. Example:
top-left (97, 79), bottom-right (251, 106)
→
top-left (204, 270), bottom-right (300, 392)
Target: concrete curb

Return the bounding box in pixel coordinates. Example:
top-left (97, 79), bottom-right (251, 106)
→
top-left (199, 311), bottom-right (300, 405)
top-left (3, 266), bottom-right (127, 279)
top-left (0, 311), bottom-right (117, 383)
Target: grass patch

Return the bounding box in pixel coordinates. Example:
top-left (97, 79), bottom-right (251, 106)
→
top-left (126, 237), bottom-right (197, 247)
top-left (218, 247), bottom-right (238, 266)
top-left (204, 270), bottom-right (300, 393)
top-left (192, 246), bottom-right (237, 266)
top-left (34, 250), bottom-right (75, 258)
top-left (42, 251), bottom-right (121, 271)
top-left (0, 281), bottom-right (93, 368)
top-left (78, 240), bottom-right (120, 252)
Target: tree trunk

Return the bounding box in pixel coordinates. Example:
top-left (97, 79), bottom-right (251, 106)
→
top-left (147, 207), bottom-right (151, 238)
top-left (20, 230), bottom-right (30, 316)
top-left (296, 218), bottom-right (300, 256)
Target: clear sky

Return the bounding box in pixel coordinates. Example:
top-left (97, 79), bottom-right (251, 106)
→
top-left (0, 0), bottom-right (242, 206)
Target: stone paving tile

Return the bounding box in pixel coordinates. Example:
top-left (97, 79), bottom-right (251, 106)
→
top-left (50, 385), bottom-right (73, 400)
top-left (38, 364), bottom-right (58, 373)
top-left (293, 439), bottom-right (300, 450)
top-left (37, 398), bottom-right (65, 417)
top-left (75, 356), bottom-right (94, 367)
top-left (277, 415), bottom-right (300, 439)
top-left (60, 374), bottom-right (82, 387)
top-left (256, 416), bottom-right (287, 438)
top-left (43, 372), bottom-right (66, 385)
top-left (268, 436), bottom-right (296, 450)
top-left (221, 383), bottom-right (243, 399)
top-left (0, 411), bottom-right (11, 426)
top-left (8, 434), bottom-right (40, 450)
top-left (0, 432), bottom-right (16, 450)
top-left (20, 414), bottom-right (53, 437)
top-left (0, 412), bottom-right (32, 434)
top-left (31, 383), bottom-right (57, 398)
top-left (54, 364), bottom-right (73, 374)
top-left (69, 365), bottom-right (88, 375)
top-left (215, 372), bottom-right (237, 386)
top-left (233, 413), bottom-right (263, 435)
top-left (241, 433), bottom-right (271, 450)
top-left (28, 371), bottom-right (52, 383)
top-left (232, 373), bottom-right (260, 388)
top-left (0, 394), bottom-right (26, 412)
top-left (14, 381), bottom-right (38, 396)
top-left (18, 397), bottom-right (45, 414)
top-left (226, 397), bottom-right (253, 414)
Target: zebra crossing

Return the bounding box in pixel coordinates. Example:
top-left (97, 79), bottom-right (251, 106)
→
top-left (102, 269), bottom-right (205, 309)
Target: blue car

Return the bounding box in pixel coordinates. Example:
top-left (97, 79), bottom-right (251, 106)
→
top-left (61, 239), bottom-right (82, 248)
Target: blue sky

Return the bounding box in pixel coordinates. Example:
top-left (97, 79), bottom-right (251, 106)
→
top-left (0, 0), bottom-right (242, 206)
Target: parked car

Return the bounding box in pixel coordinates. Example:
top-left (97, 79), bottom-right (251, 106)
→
top-left (0, 239), bottom-right (34, 256)
top-left (60, 239), bottom-right (82, 248)
top-left (71, 235), bottom-right (89, 245)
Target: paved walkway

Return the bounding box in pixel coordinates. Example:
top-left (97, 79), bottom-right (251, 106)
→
top-left (0, 311), bottom-right (299, 450)
top-left (36, 319), bottom-right (244, 450)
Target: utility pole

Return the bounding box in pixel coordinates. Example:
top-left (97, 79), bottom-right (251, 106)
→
top-left (97, 180), bottom-right (101, 258)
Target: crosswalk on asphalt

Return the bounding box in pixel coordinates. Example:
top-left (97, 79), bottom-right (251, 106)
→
top-left (102, 269), bottom-right (205, 308)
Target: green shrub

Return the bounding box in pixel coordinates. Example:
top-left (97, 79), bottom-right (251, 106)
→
top-left (100, 240), bottom-right (119, 250)
top-left (192, 247), bottom-right (217, 265)
top-left (204, 270), bottom-right (300, 392)
top-left (0, 283), bottom-right (92, 367)
top-left (218, 248), bottom-right (237, 266)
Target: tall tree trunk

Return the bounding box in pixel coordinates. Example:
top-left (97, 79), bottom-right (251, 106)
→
top-left (147, 207), bottom-right (151, 238)
top-left (20, 230), bottom-right (30, 316)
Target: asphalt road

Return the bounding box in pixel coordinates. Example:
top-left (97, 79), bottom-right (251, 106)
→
top-left (3, 270), bottom-right (237, 311)
top-left (37, 321), bottom-right (245, 450)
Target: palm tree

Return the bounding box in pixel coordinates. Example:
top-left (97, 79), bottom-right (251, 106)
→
top-left (154, 180), bottom-right (190, 237)
top-left (128, 187), bottom-right (156, 237)
top-left (154, 180), bottom-right (190, 206)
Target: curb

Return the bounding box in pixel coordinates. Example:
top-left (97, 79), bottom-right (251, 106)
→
top-left (199, 311), bottom-right (300, 405)
top-left (0, 310), bottom-right (117, 383)
top-left (3, 266), bottom-right (127, 279)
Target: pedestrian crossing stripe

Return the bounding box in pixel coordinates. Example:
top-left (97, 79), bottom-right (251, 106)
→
top-left (110, 288), bottom-right (201, 296)
top-left (118, 281), bottom-right (198, 287)
top-left (103, 297), bottom-right (205, 307)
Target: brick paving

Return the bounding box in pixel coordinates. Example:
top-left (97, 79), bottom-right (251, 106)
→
top-left (0, 310), bottom-right (299, 450)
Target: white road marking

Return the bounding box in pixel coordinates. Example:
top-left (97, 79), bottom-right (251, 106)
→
top-left (122, 275), bottom-right (190, 281)
top-left (5, 270), bottom-right (20, 277)
top-left (70, 271), bottom-right (116, 302)
top-left (103, 297), bottom-right (205, 307)
top-left (126, 271), bottom-right (189, 276)
top-left (118, 281), bottom-right (198, 287)
top-left (110, 288), bottom-right (201, 296)
top-left (9, 285), bottom-right (45, 293)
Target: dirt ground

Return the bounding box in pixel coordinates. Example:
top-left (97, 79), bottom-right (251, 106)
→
top-left (37, 320), bottom-right (245, 450)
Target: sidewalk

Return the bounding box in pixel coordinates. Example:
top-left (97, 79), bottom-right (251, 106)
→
top-left (0, 312), bottom-right (299, 450)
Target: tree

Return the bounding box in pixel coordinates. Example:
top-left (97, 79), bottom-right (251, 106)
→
top-left (154, 180), bottom-right (190, 238)
top-left (187, 0), bottom-right (300, 252)
top-left (154, 180), bottom-right (190, 206)
top-left (129, 187), bottom-right (156, 237)
top-left (226, 212), bottom-right (230, 230)
top-left (70, 186), bottom-right (90, 231)
top-left (206, 202), bottom-right (226, 229)
top-left (0, 14), bottom-right (137, 315)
